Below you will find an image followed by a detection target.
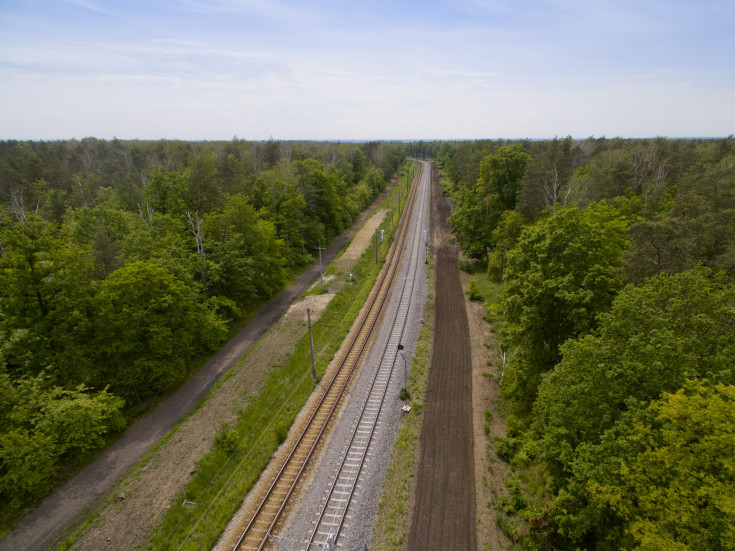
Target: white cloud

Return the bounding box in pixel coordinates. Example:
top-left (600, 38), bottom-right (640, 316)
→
top-left (0, 0), bottom-right (733, 139)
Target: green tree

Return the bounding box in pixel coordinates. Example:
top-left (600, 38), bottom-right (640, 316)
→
top-left (502, 202), bottom-right (631, 406)
top-left (0, 371), bottom-right (125, 502)
top-left (186, 151), bottom-right (224, 213)
top-left (448, 190), bottom-right (498, 262)
top-left (623, 154), bottom-right (735, 281)
top-left (259, 184), bottom-right (310, 269)
top-left (93, 261), bottom-right (200, 399)
top-left (351, 148), bottom-right (366, 184)
top-left (297, 159), bottom-right (350, 240)
top-left (488, 210), bottom-right (526, 282)
top-left (205, 195), bottom-right (287, 307)
top-left (448, 144), bottom-right (531, 262)
top-left (533, 268), bottom-right (735, 475)
top-left (582, 381), bottom-right (735, 550)
top-left (0, 215), bottom-right (98, 384)
top-left (144, 168), bottom-right (187, 216)
top-left (477, 144), bottom-right (531, 212)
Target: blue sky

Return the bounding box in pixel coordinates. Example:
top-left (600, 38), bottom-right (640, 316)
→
top-left (0, 0), bottom-right (733, 140)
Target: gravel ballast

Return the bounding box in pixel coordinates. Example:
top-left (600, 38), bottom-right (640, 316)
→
top-left (278, 168), bottom-right (431, 551)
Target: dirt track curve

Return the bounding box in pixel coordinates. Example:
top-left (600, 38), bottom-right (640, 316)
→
top-left (408, 163), bottom-right (476, 551)
top-left (0, 182), bottom-right (397, 551)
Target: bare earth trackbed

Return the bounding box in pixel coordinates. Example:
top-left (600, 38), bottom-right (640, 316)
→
top-left (0, 182), bottom-right (396, 551)
top-left (408, 164), bottom-right (476, 551)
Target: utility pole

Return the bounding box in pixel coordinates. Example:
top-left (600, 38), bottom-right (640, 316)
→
top-left (397, 190), bottom-right (401, 224)
top-left (307, 308), bottom-right (316, 381)
top-left (398, 344), bottom-right (407, 394)
top-left (375, 227), bottom-right (379, 265)
top-left (316, 240), bottom-right (325, 291)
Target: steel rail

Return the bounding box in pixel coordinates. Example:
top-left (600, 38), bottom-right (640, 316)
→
top-left (232, 164), bottom-right (424, 551)
top-left (305, 161), bottom-right (430, 550)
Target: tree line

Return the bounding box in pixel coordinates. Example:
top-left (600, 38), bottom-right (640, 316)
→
top-left (0, 138), bottom-right (405, 514)
top-left (440, 136), bottom-right (735, 550)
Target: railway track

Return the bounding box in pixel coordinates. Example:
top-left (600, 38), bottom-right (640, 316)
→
top-left (232, 163), bottom-right (425, 551)
top-left (304, 160), bottom-right (430, 551)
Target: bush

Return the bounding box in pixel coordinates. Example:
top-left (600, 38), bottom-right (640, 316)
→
top-left (213, 423), bottom-right (239, 454)
top-left (494, 436), bottom-right (520, 463)
top-left (458, 258), bottom-right (482, 273)
top-left (483, 409), bottom-right (493, 436)
top-left (467, 280), bottom-right (483, 301)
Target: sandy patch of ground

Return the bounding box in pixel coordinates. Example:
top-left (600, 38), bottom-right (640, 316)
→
top-left (69, 208), bottom-right (389, 551)
top-left (284, 293), bottom-right (332, 322)
top-left (461, 271), bottom-right (510, 551)
top-left (334, 208), bottom-right (388, 272)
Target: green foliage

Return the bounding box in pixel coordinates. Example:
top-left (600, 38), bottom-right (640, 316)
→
top-left (205, 194), bottom-right (286, 306)
top-left (448, 190), bottom-right (500, 261)
top-left (93, 261), bottom-right (203, 399)
top-left (518, 136), bottom-right (584, 218)
top-left (467, 280), bottom-right (483, 301)
top-left (569, 381), bottom-right (735, 550)
top-left (144, 168), bottom-right (187, 216)
top-left (534, 268), bottom-right (735, 476)
top-left (213, 422), bottom-right (239, 454)
top-left (447, 144), bottom-right (530, 262)
top-left (593, 381), bottom-right (735, 550)
top-left (521, 269), bottom-right (735, 548)
top-left (501, 201), bottom-right (631, 406)
top-left (0, 428), bottom-right (57, 500)
top-left (494, 436), bottom-right (520, 463)
top-left (623, 153), bottom-right (735, 281)
top-left (488, 210), bottom-right (526, 282)
top-left (0, 373), bottom-right (125, 502)
top-left (478, 144), bottom-right (531, 213)
top-left (483, 409), bottom-right (493, 436)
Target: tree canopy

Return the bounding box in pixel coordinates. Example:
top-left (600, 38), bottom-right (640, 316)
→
top-left (501, 201), bottom-right (632, 405)
top-left (0, 137), bottom-right (405, 516)
top-left (437, 136), bottom-right (735, 550)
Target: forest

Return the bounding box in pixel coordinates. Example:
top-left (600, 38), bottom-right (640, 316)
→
top-left (438, 136), bottom-right (735, 550)
top-left (0, 137), bottom-right (404, 519)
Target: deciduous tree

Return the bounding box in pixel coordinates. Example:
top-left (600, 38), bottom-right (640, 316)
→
top-left (501, 202), bottom-right (631, 405)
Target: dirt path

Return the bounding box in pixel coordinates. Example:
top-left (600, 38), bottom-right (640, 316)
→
top-left (0, 184), bottom-right (396, 551)
top-left (463, 271), bottom-right (511, 551)
top-left (407, 164), bottom-right (476, 551)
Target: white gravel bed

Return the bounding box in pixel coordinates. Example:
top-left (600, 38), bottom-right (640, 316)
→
top-left (278, 176), bottom-right (430, 551)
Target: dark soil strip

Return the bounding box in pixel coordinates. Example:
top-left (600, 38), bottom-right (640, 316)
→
top-left (408, 164), bottom-right (476, 551)
top-left (0, 184), bottom-right (396, 551)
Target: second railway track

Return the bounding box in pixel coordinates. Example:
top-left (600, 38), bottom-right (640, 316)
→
top-left (230, 162), bottom-right (426, 551)
top-left (303, 160), bottom-right (431, 551)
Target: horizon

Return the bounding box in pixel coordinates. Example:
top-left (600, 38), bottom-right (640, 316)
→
top-left (1, 135), bottom-right (732, 144)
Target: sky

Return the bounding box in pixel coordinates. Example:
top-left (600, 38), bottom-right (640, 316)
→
top-left (0, 0), bottom-right (733, 141)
